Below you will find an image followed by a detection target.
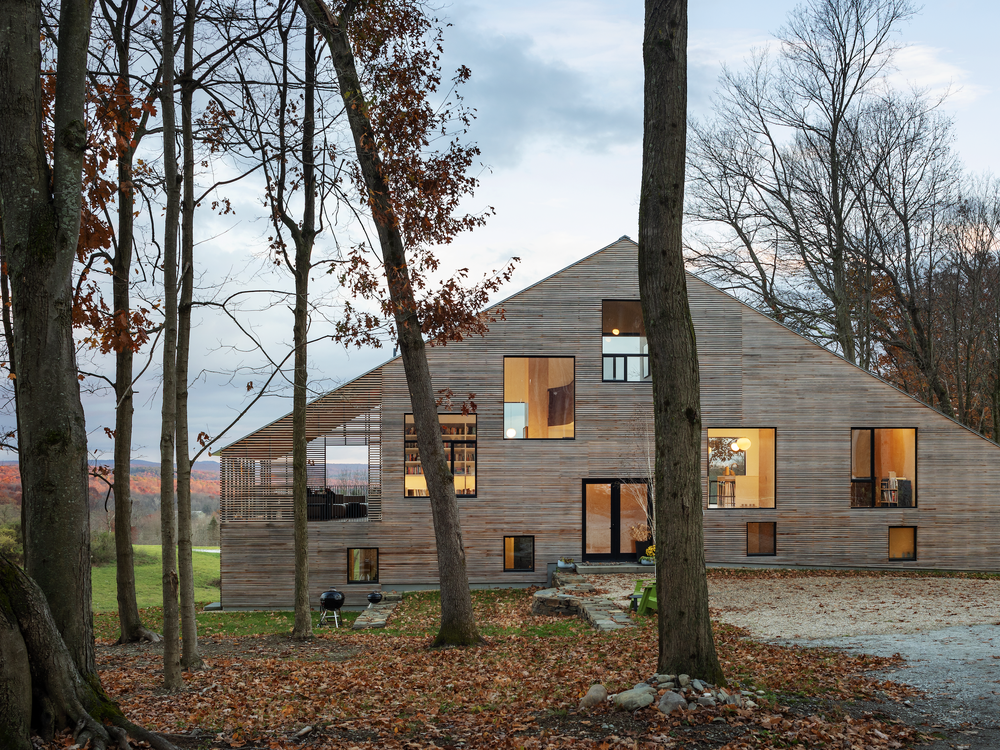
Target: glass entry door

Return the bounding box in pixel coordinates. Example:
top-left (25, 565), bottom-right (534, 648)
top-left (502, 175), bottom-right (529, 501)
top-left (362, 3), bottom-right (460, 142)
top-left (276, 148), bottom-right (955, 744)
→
top-left (582, 479), bottom-right (649, 560)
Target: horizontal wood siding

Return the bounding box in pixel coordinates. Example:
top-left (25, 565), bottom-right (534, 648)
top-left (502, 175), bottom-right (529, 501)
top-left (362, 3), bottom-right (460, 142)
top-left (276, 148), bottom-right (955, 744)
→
top-left (221, 237), bottom-right (1000, 608)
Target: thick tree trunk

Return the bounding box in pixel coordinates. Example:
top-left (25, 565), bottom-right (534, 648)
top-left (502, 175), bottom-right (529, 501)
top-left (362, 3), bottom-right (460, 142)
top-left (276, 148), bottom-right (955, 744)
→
top-left (640, 0), bottom-right (724, 684)
top-left (0, 555), bottom-right (181, 750)
top-left (0, 0), bottom-right (95, 679)
top-left (290, 24), bottom-right (317, 642)
top-left (159, 0), bottom-right (184, 690)
top-left (175, 0), bottom-right (204, 669)
top-left (300, 0), bottom-right (481, 646)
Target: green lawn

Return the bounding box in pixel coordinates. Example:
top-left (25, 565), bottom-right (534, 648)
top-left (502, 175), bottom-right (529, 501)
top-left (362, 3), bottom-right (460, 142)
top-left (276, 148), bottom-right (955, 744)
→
top-left (91, 545), bottom-right (220, 612)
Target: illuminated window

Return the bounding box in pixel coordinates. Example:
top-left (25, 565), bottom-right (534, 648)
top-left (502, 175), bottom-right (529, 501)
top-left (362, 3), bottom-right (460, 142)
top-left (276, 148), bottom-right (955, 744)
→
top-left (707, 428), bottom-right (775, 508)
top-left (503, 536), bottom-right (534, 571)
top-left (851, 429), bottom-right (916, 508)
top-left (503, 357), bottom-right (575, 439)
top-left (888, 527), bottom-right (916, 561)
top-left (404, 414), bottom-right (476, 497)
top-left (347, 548), bottom-right (378, 583)
top-left (602, 300), bottom-right (649, 382)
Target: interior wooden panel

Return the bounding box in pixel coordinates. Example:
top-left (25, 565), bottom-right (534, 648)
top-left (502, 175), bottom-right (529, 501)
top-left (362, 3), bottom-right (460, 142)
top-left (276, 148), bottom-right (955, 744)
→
top-left (220, 237), bottom-right (1000, 608)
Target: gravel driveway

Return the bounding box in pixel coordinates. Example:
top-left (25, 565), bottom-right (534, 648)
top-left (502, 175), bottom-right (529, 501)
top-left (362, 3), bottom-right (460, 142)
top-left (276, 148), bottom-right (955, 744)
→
top-left (589, 572), bottom-right (1000, 748)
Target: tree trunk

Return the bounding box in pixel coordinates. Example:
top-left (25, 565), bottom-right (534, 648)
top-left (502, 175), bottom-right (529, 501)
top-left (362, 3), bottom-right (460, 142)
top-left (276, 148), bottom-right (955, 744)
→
top-left (111, 8), bottom-right (159, 646)
top-left (300, 0), bottom-right (481, 646)
top-left (0, 0), bottom-right (95, 680)
top-left (639, 0), bottom-right (724, 684)
top-left (159, 0), bottom-right (184, 690)
top-left (0, 555), bottom-right (181, 750)
top-left (175, 0), bottom-right (204, 669)
top-left (290, 22), bottom-right (317, 641)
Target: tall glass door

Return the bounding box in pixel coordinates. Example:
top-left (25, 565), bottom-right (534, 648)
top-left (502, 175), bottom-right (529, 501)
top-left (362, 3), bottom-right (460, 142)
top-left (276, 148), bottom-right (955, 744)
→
top-left (582, 479), bottom-right (649, 560)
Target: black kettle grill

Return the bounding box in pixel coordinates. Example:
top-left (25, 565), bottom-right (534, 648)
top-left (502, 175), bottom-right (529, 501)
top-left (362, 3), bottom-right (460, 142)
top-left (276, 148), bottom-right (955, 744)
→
top-left (367, 591), bottom-right (383, 608)
top-left (319, 587), bottom-right (345, 627)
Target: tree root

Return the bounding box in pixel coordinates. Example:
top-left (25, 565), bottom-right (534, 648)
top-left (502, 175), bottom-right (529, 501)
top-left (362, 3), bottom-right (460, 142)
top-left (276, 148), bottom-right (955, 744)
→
top-left (117, 626), bottom-right (162, 645)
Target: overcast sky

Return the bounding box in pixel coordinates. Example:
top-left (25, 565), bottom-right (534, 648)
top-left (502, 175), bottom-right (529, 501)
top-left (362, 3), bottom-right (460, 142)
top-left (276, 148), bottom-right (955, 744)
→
top-left (61, 0), bottom-right (1000, 464)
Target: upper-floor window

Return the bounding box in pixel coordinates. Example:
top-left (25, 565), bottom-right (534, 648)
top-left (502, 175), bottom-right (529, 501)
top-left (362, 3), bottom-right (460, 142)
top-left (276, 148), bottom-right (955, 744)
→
top-left (404, 414), bottom-right (476, 497)
top-left (503, 357), bottom-right (575, 439)
top-left (603, 300), bottom-right (649, 382)
top-left (851, 428), bottom-right (916, 508)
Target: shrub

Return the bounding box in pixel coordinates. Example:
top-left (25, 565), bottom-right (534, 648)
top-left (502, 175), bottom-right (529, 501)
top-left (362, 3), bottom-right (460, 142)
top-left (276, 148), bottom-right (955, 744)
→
top-left (91, 530), bottom-right (117, 566)
top-left (0, 517), bottom-right (23, 566)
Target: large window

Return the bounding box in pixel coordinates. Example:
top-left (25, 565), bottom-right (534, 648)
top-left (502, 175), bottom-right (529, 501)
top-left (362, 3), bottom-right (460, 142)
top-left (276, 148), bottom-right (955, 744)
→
top-left (602, 300), bottom-right (649, 382)
top-left (851, 429), bottom-right (916, 508)
top-left (404, 414), bottom-right (476, 497)
top-left (503, 357), bottom-right (575, 439)
top-left (503, 536), bottom-right (535, 571)
top-left (707, 428), bottom-right (775, 508)
top-left (347, 548), bottom-right (378, 583)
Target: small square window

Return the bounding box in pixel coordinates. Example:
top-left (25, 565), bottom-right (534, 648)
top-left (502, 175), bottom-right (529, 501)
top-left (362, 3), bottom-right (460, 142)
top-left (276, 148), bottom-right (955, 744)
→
top-left (888, 527), bottom-right (916, 561)
top-left (747, 522), bottom-right (776, 556)
top-left (348, 548), bottom-right (379, 583)
top-left (503, 536), bottom-right (534, 571)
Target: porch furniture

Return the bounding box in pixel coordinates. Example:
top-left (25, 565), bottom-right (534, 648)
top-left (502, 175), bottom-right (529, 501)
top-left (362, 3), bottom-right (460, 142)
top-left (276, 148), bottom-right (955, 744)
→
top-left (629, 579), bottom-right (653, 611)
top-left (637, 583), bottom-right (657, 616)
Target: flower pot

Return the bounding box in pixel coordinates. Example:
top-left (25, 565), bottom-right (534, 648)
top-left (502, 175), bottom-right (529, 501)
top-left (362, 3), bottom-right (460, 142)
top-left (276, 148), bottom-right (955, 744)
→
top-left (634, 540), bottom-right (653, 557)
top-left (639, 558), bottom-right (655, 566)
top-left (557, 560), bottom-right (575, 570)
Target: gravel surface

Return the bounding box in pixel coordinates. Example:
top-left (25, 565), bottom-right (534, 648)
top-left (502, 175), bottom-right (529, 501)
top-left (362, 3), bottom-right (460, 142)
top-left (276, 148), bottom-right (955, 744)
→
top-left (588, 572), bottom-right (1000, 748)
top-left (588, 573), bottom-right (1000, 639)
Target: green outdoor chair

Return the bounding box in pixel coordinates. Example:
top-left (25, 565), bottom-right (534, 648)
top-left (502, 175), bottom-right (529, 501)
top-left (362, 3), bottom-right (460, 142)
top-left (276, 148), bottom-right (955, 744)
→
top-left (636, 583), bottom-right (657, 616)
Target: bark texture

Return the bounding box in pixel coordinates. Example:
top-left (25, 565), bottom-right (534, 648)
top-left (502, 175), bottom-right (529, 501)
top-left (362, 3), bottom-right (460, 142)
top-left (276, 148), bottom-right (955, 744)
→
top-left (290, 23), bottom-right (317, 641)
top-left (299, 0), bottom-right (481, 646)
top-left (0, 555), bottom-right (181, 750)
top-left (639, 0), bottom-right (724, 684)
top-left (158, 0), bottom-right (184, 690)
top-left (0, 0), bottom-right (95, 678)
top-left (175, 0), bottom-right (204, 668)
top-left (107, 0), bottom-right (159, 646)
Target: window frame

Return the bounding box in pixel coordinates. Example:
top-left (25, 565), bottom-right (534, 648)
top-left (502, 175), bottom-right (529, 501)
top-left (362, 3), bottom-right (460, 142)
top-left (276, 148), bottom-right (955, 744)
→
top-left (850, 427), bottom-right (918, 509)
top-left (705, 426), bottom-right (777, 510)
top-left (346, 547), bottom-right (379, 583)
top-left (601, 299), bottom-right (650, 383)
top-left (403, 413), bottom-right (477, 498)
top-left (888, 526), bottom-right (917, 561)
top-left (746, 522), bottom-right (776, 557)
top-left (503, 535), bottom-right (535, 572)
top-left (502, 356), bottom-right (576, 440)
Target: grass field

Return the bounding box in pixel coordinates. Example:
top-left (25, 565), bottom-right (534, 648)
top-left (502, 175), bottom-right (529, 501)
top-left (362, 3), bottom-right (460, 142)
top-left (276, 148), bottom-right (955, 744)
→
top-left (90, 545), bottom-right (221, 612)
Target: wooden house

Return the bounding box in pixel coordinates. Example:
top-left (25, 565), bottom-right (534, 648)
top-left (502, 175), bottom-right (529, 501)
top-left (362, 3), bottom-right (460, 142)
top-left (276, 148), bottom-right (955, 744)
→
top-left (219, 237), bottom-right (1000, 608)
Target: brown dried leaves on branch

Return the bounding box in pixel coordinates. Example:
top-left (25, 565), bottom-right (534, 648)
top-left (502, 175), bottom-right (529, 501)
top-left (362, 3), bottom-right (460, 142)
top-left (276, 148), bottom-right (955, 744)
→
top-left (61, 589), bottom-right (924, 750)
top-left (327, 0), bottom-right (518, 350)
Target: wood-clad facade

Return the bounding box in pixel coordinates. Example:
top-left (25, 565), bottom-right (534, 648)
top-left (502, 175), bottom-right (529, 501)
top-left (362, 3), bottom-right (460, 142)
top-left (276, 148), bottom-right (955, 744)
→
top-left (219, 237), bottom-right (1000, 608)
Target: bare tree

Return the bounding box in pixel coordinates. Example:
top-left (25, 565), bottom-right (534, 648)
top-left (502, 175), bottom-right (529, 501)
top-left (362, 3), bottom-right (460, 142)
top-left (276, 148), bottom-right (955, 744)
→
top-left (641, 0), bottom-right (724, 682)
top-left (687, 0), bottom-right (917, 365)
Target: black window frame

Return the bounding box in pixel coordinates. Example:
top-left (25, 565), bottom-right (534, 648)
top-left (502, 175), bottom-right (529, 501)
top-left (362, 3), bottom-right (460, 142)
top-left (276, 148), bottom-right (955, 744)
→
top-left (346, 547), bottom-right (379, 583)
top-left (601, 299), bottom-right (650, 383)
top-left (746, 522), bottom-right (776, 557)
top-left (888, 526), bottom-right (917, 561)
top-left (404, 413), bottom-right (477, 498)
top-left (850, 428), bottom-right (918, 509)
top-left (503, 535), bottom-right (535, 572)
top-left (502, 356), bottom-right (576, 440)
top-left (706, 427), bottom-right (777, 510)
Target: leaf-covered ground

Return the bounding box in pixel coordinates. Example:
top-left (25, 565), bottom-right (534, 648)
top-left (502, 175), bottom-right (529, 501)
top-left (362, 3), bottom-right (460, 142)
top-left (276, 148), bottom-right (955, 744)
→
top-left (57, 587), bottom-right (933, 749)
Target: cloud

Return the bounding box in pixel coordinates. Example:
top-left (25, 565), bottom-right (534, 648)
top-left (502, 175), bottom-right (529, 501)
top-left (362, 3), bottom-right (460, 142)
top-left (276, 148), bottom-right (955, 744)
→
top-left (887, 44), bottom-right (989, 105)
top-left (441, 19), bottom-right (642, 169)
